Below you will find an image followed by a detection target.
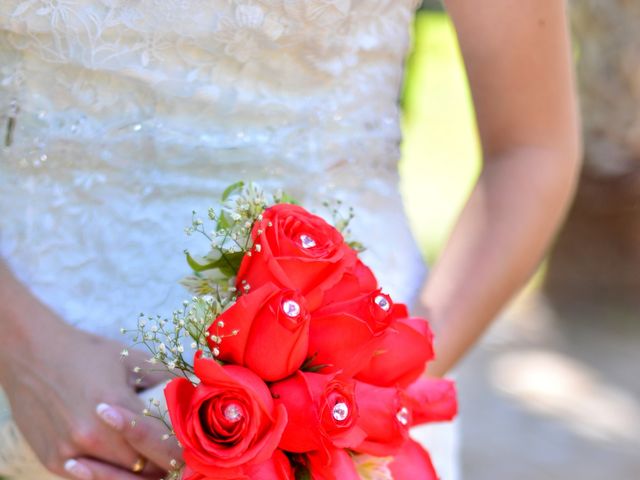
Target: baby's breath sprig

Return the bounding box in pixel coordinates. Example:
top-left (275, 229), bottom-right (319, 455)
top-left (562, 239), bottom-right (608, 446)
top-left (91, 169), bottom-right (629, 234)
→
top-left (322, 198), bottom-right (364, 252)
top-left (122, 291), bottom-right (240, 383)
top-left (180, 182), bottom-right (272, 297)
top-left (142, 396), bottom-right (173, 433)
top-left (122, 311), bottom-right (194, 380)
top-left (141, 397), bottom-right (186, 480)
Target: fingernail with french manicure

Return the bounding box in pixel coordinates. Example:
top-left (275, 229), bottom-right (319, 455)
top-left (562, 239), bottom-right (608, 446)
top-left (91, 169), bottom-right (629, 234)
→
top-left (64, 459), bottom-right (92, 480)
top-left (96, 402), bottom-right (124, 430)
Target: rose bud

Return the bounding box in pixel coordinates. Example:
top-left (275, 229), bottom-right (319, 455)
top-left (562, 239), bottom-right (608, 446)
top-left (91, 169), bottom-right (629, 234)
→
top-left (211, 282), bottom-right (311, 381)
top-left (388, 439), bottom-right (439, 480)
top-left (270, 371), bottom-right (365, 455)
top-left (236, 204), bottom-right (356, 309)
top-left (356, 316), bottom-right (435, 388)
top-left (351, 381), bottom-right (411, 457)
top-left (405, 378), bottom-right (458, 425)
top-left (164, 353), bottom-right (287, 479)
top-left (306, 291), bottom-right (400, 374)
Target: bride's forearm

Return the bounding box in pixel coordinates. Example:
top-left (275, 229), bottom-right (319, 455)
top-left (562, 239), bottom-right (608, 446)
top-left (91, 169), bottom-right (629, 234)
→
top-left (0, 259), bottom-right (63, 382)
top-left (421, 145), bottom-right (580, 376)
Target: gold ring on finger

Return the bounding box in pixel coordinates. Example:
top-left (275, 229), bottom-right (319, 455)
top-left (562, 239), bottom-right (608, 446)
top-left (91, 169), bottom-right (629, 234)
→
top-left (131, 456), bottom-right (147, 474)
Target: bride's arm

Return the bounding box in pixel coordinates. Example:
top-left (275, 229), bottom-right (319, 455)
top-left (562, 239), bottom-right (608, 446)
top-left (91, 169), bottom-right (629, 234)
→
top-left (422, 0), bottom-right (581, 376)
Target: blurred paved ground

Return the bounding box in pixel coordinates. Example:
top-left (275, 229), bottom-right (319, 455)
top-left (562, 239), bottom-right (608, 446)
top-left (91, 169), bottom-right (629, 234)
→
top-left (456, 289), bottom-right (640, 480)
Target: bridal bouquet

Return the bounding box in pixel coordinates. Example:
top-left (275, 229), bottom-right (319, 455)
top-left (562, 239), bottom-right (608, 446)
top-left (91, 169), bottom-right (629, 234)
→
top-left (127, 183), bottom-right (457, 480)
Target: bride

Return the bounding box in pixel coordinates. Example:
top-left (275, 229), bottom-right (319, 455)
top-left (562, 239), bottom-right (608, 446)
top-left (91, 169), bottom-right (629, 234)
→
top-left (0, 0), bottom-right (579, 479)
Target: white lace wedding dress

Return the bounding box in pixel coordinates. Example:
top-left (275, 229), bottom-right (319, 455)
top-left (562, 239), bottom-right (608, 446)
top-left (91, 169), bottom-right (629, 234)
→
top-left (0, 0), bottom-right (458, 478)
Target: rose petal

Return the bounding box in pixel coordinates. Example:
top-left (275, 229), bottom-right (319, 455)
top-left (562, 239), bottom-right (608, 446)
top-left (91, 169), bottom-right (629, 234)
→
top-left (307, 448), bottom-right (360, 480)
top-left (270, 372), bottom-right (321, 452)
top-left (245, 450), bottom-right (294, 479)
top-left (320, 259), bottom-right (378, 305)
top-left (388, 439), bottom-right (438, 480)
top-left (213, 283), bottom-right (279, 366)
top-left (406, 378), bottom-right (458, 425)
top-left (352, 381), bottom-right (408, 456)
top-left (356, 321), bottom-right (434, 388)
top-left (307, 313), bottom-right (388, 375)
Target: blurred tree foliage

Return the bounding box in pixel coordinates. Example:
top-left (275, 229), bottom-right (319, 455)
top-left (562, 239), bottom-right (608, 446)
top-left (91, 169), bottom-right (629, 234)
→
top-left (544, 1), bottom-right (640, 315)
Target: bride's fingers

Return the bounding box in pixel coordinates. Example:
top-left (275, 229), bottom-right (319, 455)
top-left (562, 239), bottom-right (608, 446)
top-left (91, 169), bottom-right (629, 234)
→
top-left (95, 403), bottom-right (182, 471)
top-left (64, 458), bottom-right (159, 480)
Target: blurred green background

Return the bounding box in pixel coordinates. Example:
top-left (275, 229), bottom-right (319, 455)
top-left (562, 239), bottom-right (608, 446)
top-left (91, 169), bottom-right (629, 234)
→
top-left (400, 10), bottom-right (480, 264)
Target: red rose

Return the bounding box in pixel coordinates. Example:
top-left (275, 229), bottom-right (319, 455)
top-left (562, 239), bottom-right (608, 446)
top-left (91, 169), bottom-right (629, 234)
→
top-left (320, 259), bottom-right (378, 305)
top-left (305, 290), bottom-right (400, 375)
top-left (164, 353), bottom-right (287, 479)
top-left (388, 439), bottom-right (438, 480)
top-left (270, 371), bottom-right (365, 455)
top-left (352, 378), bottom-right (457, 457)
top-left (406, 378), bottom-right (458, 425)
top-left (244, 450), bottom-right (294, 479)
top-left (183, 450), bottom-right (294, 480)
top-left (211, 282), bottom-right (311, 381)
top-left (236, 204), bottom-right (356, 309)
top-left (356, 316), bottom-right (435, 388)
top-left (306, 448), bottom-right (360, 480)
top-left (352, 381), bottom-right (410, 456)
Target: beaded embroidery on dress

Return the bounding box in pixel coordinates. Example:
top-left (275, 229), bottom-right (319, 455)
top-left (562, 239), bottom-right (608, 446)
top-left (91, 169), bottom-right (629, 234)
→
top-left (0, 0), bottom-right (458, 478)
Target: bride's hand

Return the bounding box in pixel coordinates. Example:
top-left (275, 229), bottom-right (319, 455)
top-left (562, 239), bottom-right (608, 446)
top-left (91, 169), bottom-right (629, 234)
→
top-left (0, 264), bottom-right (173, 479)
top-left (94, 403), bottom-right (183, 473)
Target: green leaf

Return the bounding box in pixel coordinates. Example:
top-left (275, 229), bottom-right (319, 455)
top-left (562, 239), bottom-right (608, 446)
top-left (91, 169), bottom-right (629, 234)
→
top-left (185, 251), bottom-right (220, 272)
top-left (295, 468), bottom-right (311, 480)
top-left (299, 353), bottom-right (329, 372)
top-left (304, 363), bottom-right (330, 373)
top-left (217, 210), bottom-right (232, 230)
top-left (185, 249), bottom-right (246, 276)
top-left (347, 240), bottom-right (366, 252)
top-left (221, 181), bottom-right (245, 201)
top-left (279, 191), bottom-right (299, 205)
top-left (216, 251), bottom-right (245, 277)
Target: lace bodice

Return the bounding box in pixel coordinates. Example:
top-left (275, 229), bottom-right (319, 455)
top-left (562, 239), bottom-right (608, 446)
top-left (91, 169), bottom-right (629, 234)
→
top-left (0, 0), bottom-right (425, 332)
top-left (1, 0), bottom-right (417, 174)
top-left (0, 2), bottom-right (459, 479)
